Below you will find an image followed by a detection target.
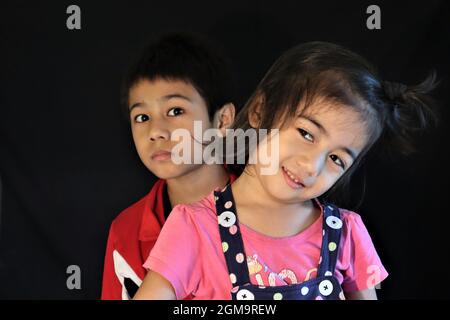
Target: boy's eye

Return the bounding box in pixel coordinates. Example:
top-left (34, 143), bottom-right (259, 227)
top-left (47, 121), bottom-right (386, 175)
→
top-left (330, 154), bottom-right (346, 170)
top-left (298, 128), bottom-right (314, 142)
top-left (167, 107), bottom-right (184, 117)
top-left (134, 114), bottom-right (149, 123)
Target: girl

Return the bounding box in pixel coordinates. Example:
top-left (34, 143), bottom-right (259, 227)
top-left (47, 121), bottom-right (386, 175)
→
top-left (133, 41), bottom-right (437, 300)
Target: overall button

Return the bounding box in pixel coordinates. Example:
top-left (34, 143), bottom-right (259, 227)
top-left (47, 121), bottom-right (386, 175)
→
top-left (319, 279), bottom-right (333, 296)
top-left (236, 289), bottom-right (255, 300)
top-left (218, 211), bottom-right (236, 227)
top-left (326, 216), bottom-right (343, 229)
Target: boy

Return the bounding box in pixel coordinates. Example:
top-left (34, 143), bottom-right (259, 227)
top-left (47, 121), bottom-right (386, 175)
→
top-left (101, 33), bottom-right (237, 299)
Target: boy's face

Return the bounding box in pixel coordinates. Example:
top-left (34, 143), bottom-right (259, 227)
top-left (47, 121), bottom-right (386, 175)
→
top-left (128, 78), bottom-right (213, 180)
top-left (250, 102), bottom-right (369, 203)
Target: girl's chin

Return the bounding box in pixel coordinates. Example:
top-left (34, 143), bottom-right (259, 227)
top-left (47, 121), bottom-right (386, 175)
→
top-left (263, 181), bottom-right (315, 202)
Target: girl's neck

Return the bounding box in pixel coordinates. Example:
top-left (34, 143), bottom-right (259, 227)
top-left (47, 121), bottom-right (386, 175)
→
top-left (230, 167), bottom-right (320, 238)
top-left (166, 164), bottom-right (229, 207)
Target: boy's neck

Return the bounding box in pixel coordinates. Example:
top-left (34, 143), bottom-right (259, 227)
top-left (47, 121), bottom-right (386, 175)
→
top-left (165, 164), bottom-right (229, 207)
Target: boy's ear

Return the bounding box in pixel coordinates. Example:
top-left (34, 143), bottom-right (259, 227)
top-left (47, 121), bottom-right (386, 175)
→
top-left (214, 102), bottom-right (236, 135)
top-left (249, 94), bottom-right (264, 128)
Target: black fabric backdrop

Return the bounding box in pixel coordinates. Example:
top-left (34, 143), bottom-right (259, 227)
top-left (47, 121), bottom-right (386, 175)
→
top-left (1, 0), bottom-right (449, 299)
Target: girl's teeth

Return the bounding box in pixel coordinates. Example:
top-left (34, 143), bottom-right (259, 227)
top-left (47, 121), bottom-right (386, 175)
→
top-left (284, 167), bottom-right (301, 185)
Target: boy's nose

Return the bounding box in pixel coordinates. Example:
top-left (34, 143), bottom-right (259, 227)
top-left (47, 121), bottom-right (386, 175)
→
top-left (148, 125), bottom-right (170, 141)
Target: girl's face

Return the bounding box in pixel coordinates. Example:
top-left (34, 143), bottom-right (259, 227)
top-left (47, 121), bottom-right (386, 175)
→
top-left (250, 101), bottom-right (369, 204)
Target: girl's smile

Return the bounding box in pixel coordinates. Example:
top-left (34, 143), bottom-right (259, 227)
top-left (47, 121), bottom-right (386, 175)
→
top-left (281, 166), bottom-right (306, 189)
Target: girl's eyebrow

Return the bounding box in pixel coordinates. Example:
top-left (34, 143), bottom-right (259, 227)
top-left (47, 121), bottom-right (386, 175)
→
top-left (299, 115), bottom-right (328, 136)
top-left (300, 115), bottom-right (357, 161)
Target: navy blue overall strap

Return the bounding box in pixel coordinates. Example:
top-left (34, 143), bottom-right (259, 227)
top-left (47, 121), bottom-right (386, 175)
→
top-left (215, 185), bottom-right (343, 287)
top-left (316, 202), bottom-right (343, 277)
top-left (214, 186), bottom-right (250, 286)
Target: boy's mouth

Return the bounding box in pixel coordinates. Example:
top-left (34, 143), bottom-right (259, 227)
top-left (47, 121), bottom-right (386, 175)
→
top-left (151, 150), bottom-right (172, 161)
top-left (281, 166), bottom-right (305, 189)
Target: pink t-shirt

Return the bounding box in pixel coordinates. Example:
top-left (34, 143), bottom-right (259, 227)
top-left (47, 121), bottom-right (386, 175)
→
top-left (143, 192), bottom-right (388, 300)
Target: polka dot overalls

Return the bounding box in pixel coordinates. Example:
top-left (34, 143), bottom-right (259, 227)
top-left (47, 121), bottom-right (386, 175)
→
top-left (214, 185), bottom-right (345, 300)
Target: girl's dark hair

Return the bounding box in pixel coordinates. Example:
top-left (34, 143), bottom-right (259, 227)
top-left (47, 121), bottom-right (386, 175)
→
top-left (228, 41), bottom-right (438, 207)
top-left (120, 32), bottom-right (236, 121)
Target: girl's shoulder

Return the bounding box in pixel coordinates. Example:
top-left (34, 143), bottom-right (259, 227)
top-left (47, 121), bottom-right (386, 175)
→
top-left (331, 205), bottom-right (377, 248)
top-left (337, 207), bottom-right (363, 225)
top-left (319, 200), bottom-right (367, 232)
top-left (168, 192), bottom-right (218, 225)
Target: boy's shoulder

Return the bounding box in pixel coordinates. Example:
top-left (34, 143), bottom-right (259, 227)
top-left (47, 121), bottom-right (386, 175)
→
top-left (110, 179), bottom-right (166, 236)
top-left (113, 193), bottom-right (149, 226)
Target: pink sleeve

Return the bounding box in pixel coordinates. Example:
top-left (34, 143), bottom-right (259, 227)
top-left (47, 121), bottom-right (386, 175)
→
top-left (143, 204), bottom-right (201, 299)
top-left (339, 211), bottom-right (389, 293)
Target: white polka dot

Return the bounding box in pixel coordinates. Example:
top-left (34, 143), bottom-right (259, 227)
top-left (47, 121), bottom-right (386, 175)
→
top-left (326, 216), bottom-right (343, 229)
top-left (236, 253), bottom-right (245, 263)
top-left (328, 242), bottom-right (337, 252)
top-left (327, 205), bottom-right (334, 211)
top-left (339, 291), bottom-right (346, 300)
top-left (301, 286), bottom-right (309, 295)
top-left (229, 225), bottom-right (237, 235)
top-left (323, 229), bottom-right (325, 236)
top-left (218, 211), bottom-right (236, 227)
top-left (224, 201), bottom-right (232, 209)
top-left (324, 271), bottom-right (333, 276)
top-left (315, 295), bottom-right (323, 300)
top-left (318, 256), bottom-right (322, 264)
top-left (319, 280), bottom-right (333, 296)
top-left (273, 293), bottom-right (283, 300)
top-left (230, 273), bottom-right (237, 284)
top-left (236, 289), bottom-right (255, 300)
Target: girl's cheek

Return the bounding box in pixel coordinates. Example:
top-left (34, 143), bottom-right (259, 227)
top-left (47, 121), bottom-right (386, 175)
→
top-left (321, 170), bottom-right (340, 188)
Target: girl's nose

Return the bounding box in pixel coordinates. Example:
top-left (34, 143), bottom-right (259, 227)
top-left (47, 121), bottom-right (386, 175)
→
top-left (296, 153), bottom-right (325, 178)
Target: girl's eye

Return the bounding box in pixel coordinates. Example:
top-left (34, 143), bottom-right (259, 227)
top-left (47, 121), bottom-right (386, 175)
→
top-left (330, 154), bottom-right (346, 170)
top-left (167, 107), bottom-right (184, 117)
top-left (298, 128), bottom-right (314, 142)
top-left (134, 114), bottom-right (149, 123)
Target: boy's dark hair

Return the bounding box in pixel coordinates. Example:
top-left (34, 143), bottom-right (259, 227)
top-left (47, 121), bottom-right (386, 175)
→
top-left (228, 41), bottom-right (439, 208)
top-left (121, 32), bottom-right (236, 121)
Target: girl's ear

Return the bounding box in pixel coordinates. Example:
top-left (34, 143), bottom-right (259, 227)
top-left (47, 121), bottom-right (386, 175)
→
top-left (249, 94), bottom-right (264, 128)
top-left (213, 102), bottom-right (236, 135)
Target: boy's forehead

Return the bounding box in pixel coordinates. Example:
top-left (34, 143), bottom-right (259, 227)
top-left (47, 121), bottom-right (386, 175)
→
top-left (128, 78), bottom-right (203, 106)
top-left (131, 78), bottom-right (197, 96)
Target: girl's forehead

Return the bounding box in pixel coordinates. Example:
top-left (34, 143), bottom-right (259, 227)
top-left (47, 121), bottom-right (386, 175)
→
top-left (297, 103), bottom-right (370, 149)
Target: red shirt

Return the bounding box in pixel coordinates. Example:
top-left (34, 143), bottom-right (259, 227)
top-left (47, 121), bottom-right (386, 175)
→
top-left (101, 174), bottom-right (236, 300)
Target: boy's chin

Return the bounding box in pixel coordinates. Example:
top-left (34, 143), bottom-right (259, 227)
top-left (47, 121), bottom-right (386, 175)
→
top-left (148, 164), bottom-right (200, 181)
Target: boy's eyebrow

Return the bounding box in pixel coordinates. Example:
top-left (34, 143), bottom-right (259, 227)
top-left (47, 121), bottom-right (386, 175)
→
top-left (160, 94), bottom-right (193, 103)
top-left (299, 114), bottom-right (358, 161)
top-left (129, 102), bottom-right (144, 112)
top-left (129, 94), bottom-right (193, 111)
